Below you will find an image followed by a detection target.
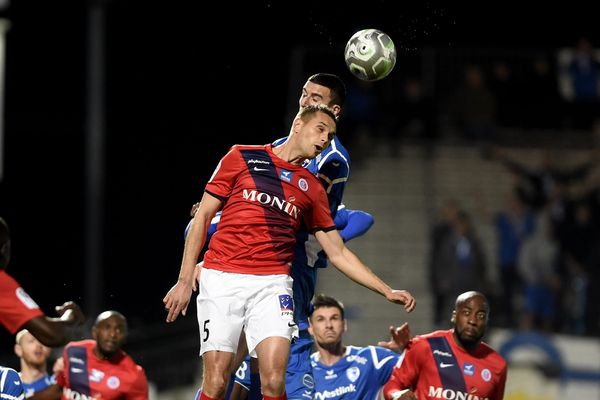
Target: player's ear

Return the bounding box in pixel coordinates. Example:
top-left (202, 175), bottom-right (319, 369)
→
top-left (343, 320), bottom-right (348, 332)
top-left (451, 311), bottom-right (456, 324)
top-left (14, 344), bottom-right (22, 358)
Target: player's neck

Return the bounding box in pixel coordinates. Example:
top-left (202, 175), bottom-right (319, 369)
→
top-left (272, 138), bottom-right (307, 166)
top-left (19, 363), bottom-right (47, 383)
top-left (317, 343), bottom-right (346, 366)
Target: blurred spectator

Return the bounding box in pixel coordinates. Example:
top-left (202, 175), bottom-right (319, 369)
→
top-left (518, 210), bottom-right (561, 332)
top-left (492, 147), bottom-right (598, 212)
top-left (447, 64), bottom-right (497, 156)
top-left (493, 189), bottom-right (536, 328)
top-left (429, 207), bottom-right (489, 328)
top-left (558, 36), bottom-right (600, 130)
top-left (391, 76), bottom-right (438, 157)
top-left (489, 60), bottom-right (522, 128)
top-left (524, 54), bottom-right (562, 130)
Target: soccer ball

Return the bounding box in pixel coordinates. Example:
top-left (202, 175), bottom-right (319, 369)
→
top-left (344, 29), bottom-right (396, 81)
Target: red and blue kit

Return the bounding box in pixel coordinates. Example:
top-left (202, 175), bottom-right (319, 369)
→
top-left (0, 270), bottom-right (44, 333)
top-left (385, 329), bottom-right (507, 400)
top-left (57, 339), bottom-right (148, 400)
top-left (203, 144), bottom-right (335, 275)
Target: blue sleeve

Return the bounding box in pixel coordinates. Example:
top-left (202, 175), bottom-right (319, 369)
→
top-left (0, 367), bottom-right (25, 398)
top-left (338, 208), bottom-right (374, 242)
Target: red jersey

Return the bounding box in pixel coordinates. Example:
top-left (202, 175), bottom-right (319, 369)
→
top-left (384, 329), bottom-right (507, 400)
top-left (57, 339), bottom-right (148, 400)
top-left (203, 144), bottom-right (335, 275)
top-left (0, 270), bottom-right (44, 334)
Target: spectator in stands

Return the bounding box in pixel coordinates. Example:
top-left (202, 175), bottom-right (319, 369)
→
top-left (447, 64), bottom-right (497, 157)
top-left (518, 210), bottom-right (561, 332)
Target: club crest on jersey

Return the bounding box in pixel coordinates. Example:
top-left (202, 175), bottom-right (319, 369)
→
top-left (278, 294), bottom-right (294, 317)
top-left (481, 368), bottom-right (491, 382)
top-left (298, 178), bottom-right (309, 192)
top-left (107, 376), bottom-right (121, 389)
top-left (463, 363), bottom-right (475, 376)
top-left (279, 169), bottom-right (292, 183)
top-left (346, 366), bottom-right (360, 383)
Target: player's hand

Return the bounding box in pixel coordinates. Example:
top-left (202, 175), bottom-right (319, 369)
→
top-left (163, 282), bottom-right (193, 323)
top-left (378, 322), bottom-right (411, 353)
top-left (386, 290), bottom-right (416, 313)
top-left (191, 262), bottom-right (203, 292)
top-left (55, 301), bottom-right (85, 325)
top-left (190, 202), bottom-right (200, 217)
top-left (52, 356), bottom-right (65, 375)
top-left (390, 390), bottom-right (418, 400)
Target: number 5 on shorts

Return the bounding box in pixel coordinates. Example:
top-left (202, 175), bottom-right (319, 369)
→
top-left (202, 319), bottom-right (210, 342)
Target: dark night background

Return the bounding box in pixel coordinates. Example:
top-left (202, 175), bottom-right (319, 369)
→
top-left (0, 0), bottom-right (598, 386)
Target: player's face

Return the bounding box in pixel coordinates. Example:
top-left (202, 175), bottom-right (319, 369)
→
top-left (309, 306), bottom-right (345, 347)
top-left (16, 332), bottom-right (51, 367)
top-left (453, 296), bottom-right (488, 347)
top-left (299, 81), bottom-right (333, 109)
top-left (93, 315), bottom-right (127, 358)
top-left (298, 111), bottom-right (335, 158)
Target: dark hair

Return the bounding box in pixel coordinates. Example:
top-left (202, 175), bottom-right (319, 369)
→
top-left (308, 73), bottom-right (346, 108)
top-left (310, 294), bottom-right (345, 320)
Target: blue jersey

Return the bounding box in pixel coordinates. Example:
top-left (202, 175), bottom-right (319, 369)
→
top-left (0, 366), bottom-right (24, 400)
top-left (311, 345), bottom-right (403, 400)
top-left (21, 374), bottom-right (54, 398)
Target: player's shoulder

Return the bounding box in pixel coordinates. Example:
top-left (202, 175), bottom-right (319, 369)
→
top-left (65, 339), bottom-right (95, 350)
top-left (479, 341), bottom-right (507, 367)
top-left (409, 329), bottom-right (450, 348)
top-left (230, 144), bottom-right (269, 151)
top-left (0, 366), bottom-right (20, 379)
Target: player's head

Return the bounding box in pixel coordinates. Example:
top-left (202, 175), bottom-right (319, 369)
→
top-left (300, 73), bottom-right (346, 119)
top-left (92, 310), bottom-right (127, 359)
top-left (292, 104), bottom-right (336, 158)
top-left (14, 329), bottom-right (52, 369)
top-left (0, 217), bottom-right (10, 270)
top-left (451, 291), bottom-right (489, 350)
top-left (308, 294), bottom-right (347, 347)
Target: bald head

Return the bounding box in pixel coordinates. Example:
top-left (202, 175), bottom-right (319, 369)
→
top-left (94, 310), bottom-right (127, 329)
top-left (455, 291), bottom-right (489, 311)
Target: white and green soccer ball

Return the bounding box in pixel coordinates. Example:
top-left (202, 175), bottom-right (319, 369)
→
top-left (344, 29), bottom-right (396, 81)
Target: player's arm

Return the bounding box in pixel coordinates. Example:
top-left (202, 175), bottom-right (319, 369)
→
top-left (125, 367), bottom-right (149, 400)
top-left (22, 301), bottom-right (85, 347)
top-left (314, 229), bottom-right (415, 312)
top-left (163, 192), bottom-right (222, 322)
top-left (27, 384), bottom-right (62, 400)
top-left (336, 207), bottom-right (374, 242)
top-left (492, 363), bottom-right (508, 400)
top-left (317, 154), bottom-right (349, 217)
top-left (377, 322), bottom-right (411, 353)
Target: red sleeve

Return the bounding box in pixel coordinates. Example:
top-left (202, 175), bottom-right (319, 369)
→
top-left (56, 347), bottom-right (69, 387)
top-left (492, 363), bottom-right (507, 400)
top-left (126, 365), bottom-right (149, 400)
top-left (205, 147), bottom-right (243, 200)
top-left (0, 271), bottom-right (45, 334)
top-left (383, 339), bottom-right (424, 399)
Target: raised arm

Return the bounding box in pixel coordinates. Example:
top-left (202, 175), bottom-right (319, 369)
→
top-left (23, 301), bottom-right (85, 347)
top-left (314, 229), bottom-right (415, 312)
top-left (163, 192), bottom-right (222, 322)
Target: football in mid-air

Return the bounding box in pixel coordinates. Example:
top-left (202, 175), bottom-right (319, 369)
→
top-left (344, 29), bottom-right (396, 81)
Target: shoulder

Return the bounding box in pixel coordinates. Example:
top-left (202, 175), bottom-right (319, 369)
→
top-left (479, 342), bottom-right (507, 368)
top-left (408, 330), bottom-right (449, 349)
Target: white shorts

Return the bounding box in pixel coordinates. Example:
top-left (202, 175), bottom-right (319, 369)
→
top-left (196, 268), bottom-right (297, 357)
